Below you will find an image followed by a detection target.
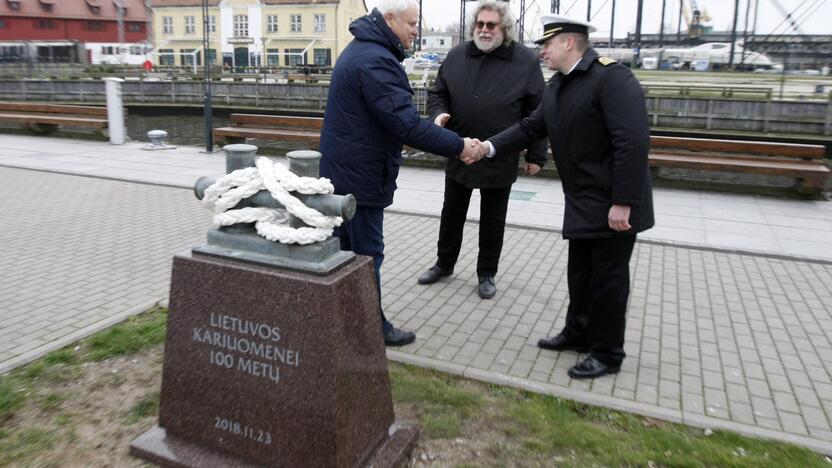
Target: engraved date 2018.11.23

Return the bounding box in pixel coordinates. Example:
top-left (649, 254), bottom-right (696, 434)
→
top-left (214, 416), bottom-right (272, 445)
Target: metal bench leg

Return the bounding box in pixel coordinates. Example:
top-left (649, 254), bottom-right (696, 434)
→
top-left (26, 123), bottom-right (58, 135)
top-left (796, 176), bottom-right (826, 197)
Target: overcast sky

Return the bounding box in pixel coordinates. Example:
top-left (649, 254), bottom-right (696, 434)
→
top-left (365, 0), bottom-right (830, 41)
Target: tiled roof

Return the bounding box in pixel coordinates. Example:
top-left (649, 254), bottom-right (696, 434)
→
top-left (0, 0), bottom-right (149, 20)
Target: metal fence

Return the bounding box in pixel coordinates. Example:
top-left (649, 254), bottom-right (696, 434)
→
top-left (0, 80), bottom-right (829, 136)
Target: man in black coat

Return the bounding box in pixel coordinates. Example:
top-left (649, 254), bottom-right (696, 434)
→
top-left (416, 0), bottom-right (547, 300)
top-left (482, 14), bottom-right (654, 378)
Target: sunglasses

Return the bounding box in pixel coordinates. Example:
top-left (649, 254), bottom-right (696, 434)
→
top-left (475, 21), bottom-right (499, 30)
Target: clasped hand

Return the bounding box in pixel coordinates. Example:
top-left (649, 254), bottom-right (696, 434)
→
top-left (460, 138), bottom-right (488, 165)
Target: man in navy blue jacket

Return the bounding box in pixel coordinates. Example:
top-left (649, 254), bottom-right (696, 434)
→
top-left (320, 0), bottom-right (484, 346)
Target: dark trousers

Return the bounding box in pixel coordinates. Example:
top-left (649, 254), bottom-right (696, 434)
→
top-left (333, 206), bottom-right (392, 331)
top-left (435, 177), bottom-right (512, 277)
top-left (562, 235), bottom-right (636, 367)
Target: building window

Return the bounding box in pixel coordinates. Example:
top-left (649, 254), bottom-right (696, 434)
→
top-left (208, 16), bottom-right (216, 33)
top-left (101, 46), bottom-right (115, 55)
top-left (158, 48), bottom-right (174, 66)
top-left (285, 48), bottom-right (303, 66)
top-left (421, 39), bottom-right (426, 45)
top-left (206, 48), bottom-right (216, 66)
top-left (439, 39), bottom-right (444, 46)
top-left (35, 19), bottom-right (56, 30)
top-left (266, 48), bottom-right (280, 66)
top-left (267, 15), bottom-right (278, 33)
top-left (314, 14), bottom-right (325, 32)
top-left (84, 21), bottom-right (104, 31)
top-left (163, 16), bottom-right (173, 34)
top-left (234, 15), bottom-right (248, 37)
top-left (185, 16), bottom-right (195, 34)
top-left (128, 22), bottom-right (143, 32)
top-left (7, 1), bottom-right (19, 11)
top-left (290, 15), bottom-right (301, 32)
top-left (181, 49), bottom-right (200, 66)
top-left (0, 19), bottom-right (6, 29)
top-left (313, 48), bottom-right (331, 66)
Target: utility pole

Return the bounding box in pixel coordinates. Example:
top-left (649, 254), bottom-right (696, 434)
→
top-left (586, 0), bottom-right (591, 21)
top-left (729, 0), bottom-right (740, 69)
top-left (202, 0), bottom-right (214, 153)
top-left (551, 0), bottom-right (559, 14)
top-left (609, 0), bottom-right (615, 49)
top-left (633, 0), bottom-right (644, 67)
top-left (416, 0), bottom-right (422, 53)
top-left (659, 0), bottom-right (666, 47)
top-left (519, 0), bottom-right (526, 43)
top-left (116, 0), bottom-right (125, 64)
top-left (741, 0), bottom-right (751, 68)
top-left (676, 0), bottom-right (682, 44)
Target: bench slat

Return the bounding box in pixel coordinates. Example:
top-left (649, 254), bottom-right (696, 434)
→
top-left (214, 126), bottom-right (321, 144)
top-left (0, 102), bottom-right (107, 117)
top-left (651, 136), bottom-right (825, 159)
top-left (0, 112), bottom-right (108, 128)
top-left (650, 153), bottom-right (830, 176)
top-left (229, 114), bottom-right (323, 130)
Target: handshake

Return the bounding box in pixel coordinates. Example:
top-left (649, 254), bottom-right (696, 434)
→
top-left (460, 137), bottom-right (489, 166)
top-left (436, 112), bottom-right (490, 166)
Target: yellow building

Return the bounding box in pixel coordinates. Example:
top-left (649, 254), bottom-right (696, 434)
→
top-left (150, 0), bottom-right (367, 69)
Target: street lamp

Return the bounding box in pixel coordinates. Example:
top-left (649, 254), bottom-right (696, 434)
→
top-left (202, 0), bottom-right (214, 153)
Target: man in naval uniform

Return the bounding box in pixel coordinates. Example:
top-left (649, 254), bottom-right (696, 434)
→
top-left (477, 14), bottom-right (654, 379)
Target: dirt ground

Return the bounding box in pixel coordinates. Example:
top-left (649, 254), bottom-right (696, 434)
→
top-left (4, 345), bottom-right (544, 468)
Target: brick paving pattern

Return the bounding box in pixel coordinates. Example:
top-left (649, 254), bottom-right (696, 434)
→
top-left (1, 166), bottom-right (831, 453)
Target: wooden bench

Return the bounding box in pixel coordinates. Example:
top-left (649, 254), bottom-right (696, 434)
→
top-left (649, 136), bottom-right (829, 195)
top-left (213, 114), bottom-right (323, 148)
top-left (0, 102), bottom-right (108, 135)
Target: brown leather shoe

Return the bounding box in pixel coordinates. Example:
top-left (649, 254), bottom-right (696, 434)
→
top-left (537, 333), bottom-right (590, 352)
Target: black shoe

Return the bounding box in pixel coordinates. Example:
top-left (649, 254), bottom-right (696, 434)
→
top-left (478, 276), bottom-right (496, 299)
top-left (383, 326), bottom-right (416, 347)
top-left (537, 333), bottom-right (590, 352)
top-left (567, 356), bottom-right (621, 379)
top-left (417, 265), bottom-right (453, 285)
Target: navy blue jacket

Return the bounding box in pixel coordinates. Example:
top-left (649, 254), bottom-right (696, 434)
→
top-left (320, 9), bottom-right (464, 208)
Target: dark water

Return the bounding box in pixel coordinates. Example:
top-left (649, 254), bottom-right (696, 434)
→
top-left (126, 107), bottom-right (230, 146)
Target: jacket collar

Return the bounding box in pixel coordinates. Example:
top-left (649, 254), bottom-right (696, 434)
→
top-left (350, 8), bottom-right (407, 61)
top-left (466, 40), bottom-right (514, 60)
top-left (572, 47), bottom-right (599, 73)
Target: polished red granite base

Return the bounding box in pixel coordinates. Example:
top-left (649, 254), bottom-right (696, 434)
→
top-left (130, 251), bottom-right (417, 467)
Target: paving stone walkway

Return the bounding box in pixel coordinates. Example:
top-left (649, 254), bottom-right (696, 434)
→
top-left (1, 157), bottom-right (831, 455)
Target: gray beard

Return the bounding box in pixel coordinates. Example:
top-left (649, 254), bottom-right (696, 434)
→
top-left (473, 36), bottom-right (501, 53)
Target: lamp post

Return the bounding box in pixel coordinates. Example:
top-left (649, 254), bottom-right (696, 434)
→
top-left (202, 0), bottom-right (214, 153)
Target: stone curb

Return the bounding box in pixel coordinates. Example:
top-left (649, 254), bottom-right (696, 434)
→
top-left (0, 299), bottom-right (165, 376)
top-left (385, 350), bottom-right (832, 457)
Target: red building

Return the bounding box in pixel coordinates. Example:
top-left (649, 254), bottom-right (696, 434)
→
top-left (0, 0), bottom-right (149, 63)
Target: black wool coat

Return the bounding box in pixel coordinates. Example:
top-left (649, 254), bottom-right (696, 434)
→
top-left (428, 41), bottom-right (547, 188)
top-left (490, 48), bottom-right (654, 239)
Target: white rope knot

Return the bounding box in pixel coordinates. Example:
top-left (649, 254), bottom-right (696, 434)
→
top-left (201, 157), bottom-right (342, 245)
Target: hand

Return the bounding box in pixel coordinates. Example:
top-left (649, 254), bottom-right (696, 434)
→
top-left (434, 113), bottom-right (451, 127)
top-left (608, 204), bottom-right (632, 232)
top-left (460, 137), bottom-right (486, 165)
top-left (524, 163), bottom-right (541, 176)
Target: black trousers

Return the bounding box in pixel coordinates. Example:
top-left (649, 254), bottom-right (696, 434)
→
top-left (435, 177), bottom-right (512, 277)
top-left (562, 235), bottom-right (636, 367)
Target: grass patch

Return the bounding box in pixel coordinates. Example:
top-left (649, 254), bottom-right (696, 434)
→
top-left (85, 307), bottom-right (167, 361)
top-left (19, 348), bottom-right (81, 383)
top-left (390, 364), bottom-right (483, 416)
top-left (36, 392), bottom-right (71, 413)
top-left (422, 411), bottom-right (461, 439)
top-left (124, 391), bottom-right (160, 425)
top-left (0, 428), bottom-right (58, 466)
top-left (0, 377), bottom-right (24, 421)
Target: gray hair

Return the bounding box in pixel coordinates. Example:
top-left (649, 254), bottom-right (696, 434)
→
top-left (377, 0), bottom-right (419, 15)
top-left (467, 0), bottom-right (515, 44)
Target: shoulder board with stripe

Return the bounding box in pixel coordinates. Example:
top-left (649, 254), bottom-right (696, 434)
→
top-left (597, 56), bottom-right (616, 66)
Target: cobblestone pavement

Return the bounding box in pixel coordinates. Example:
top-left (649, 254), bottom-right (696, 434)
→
top-left (1, 166), bottom-right (831, 454)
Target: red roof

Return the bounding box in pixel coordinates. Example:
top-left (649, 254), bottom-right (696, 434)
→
top-left (150, 0), bottom-right (338, 5)
top-left (0, 0), bottom-right (149, 20)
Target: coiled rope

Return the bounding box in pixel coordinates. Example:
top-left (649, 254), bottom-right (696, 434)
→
top-left (201, 157), bottom-right (342, 245)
